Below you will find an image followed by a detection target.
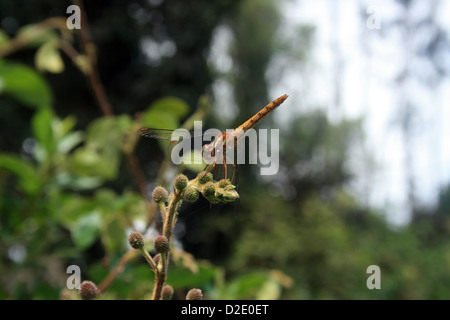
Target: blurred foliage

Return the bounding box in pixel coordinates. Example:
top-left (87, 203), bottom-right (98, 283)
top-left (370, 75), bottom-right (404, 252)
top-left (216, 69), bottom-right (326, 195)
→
top-left (1, 0), bottom-right (450, 300)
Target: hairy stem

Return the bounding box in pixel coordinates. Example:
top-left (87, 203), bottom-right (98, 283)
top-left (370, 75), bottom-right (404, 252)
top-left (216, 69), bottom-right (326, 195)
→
top-left (152, 252), bottom-right (167, 300)
top-left (152, 191), bottom-right (182, 300)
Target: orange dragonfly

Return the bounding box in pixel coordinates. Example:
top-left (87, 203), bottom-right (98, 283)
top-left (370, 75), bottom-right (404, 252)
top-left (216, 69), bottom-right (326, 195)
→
top-left (138, 94), bottom-right (288, 182)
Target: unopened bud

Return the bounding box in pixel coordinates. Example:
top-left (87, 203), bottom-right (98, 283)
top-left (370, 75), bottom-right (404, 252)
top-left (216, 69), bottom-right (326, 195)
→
top-left (154, 235), bottom-right (170, 253)
top-left (128, 232), bottom-right (145, 250)
top-left (197, 171), bottom-right (213, 184)
top-left (162, 285), bottom-right (174, 300)
top-left (80, 281), bottom-right (99, 300)
top-left (183, 186), bottom-right (199, 202)
top-left (217, 179), bottom-right (231, 188)
top-left (153, 253), bottom-right (161, 266)
top-left (174, 174), bottom-right (188, 192)
top-left (186, 288), bottom-right (203, 300)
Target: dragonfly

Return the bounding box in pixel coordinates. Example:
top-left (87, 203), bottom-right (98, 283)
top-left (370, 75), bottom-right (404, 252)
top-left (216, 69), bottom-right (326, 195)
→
top-left (138, 94), bottom-right (288, 183)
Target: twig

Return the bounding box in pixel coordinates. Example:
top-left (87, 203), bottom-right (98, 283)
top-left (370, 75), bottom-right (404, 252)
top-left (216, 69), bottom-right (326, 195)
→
top-left (73, 0), bottom-right (113, 116)
top-left (97, 249), bottom-right (138, 293)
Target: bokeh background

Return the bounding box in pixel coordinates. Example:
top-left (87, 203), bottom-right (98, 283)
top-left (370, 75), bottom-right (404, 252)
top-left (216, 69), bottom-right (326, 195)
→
top-left (1, 0), bottom-right (450, 299)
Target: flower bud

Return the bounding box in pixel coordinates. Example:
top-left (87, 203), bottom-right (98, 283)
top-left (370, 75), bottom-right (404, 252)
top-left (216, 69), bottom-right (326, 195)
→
top-left (217, 179), bottom-right (231, 188)
top-left (224, 184), bottom-right (236, 191)
top-left (153, 253), bottom-right (161, 266)
top-left (152, 186), bottom-right (169, 203)
top-left (154, 235), bottom-right (170, 253)
top-left (202, 182), bottom-right (216, 198)
top-left (80, 281), bottom-right (99, 300)
top-left (186, 288), bottom-right (203, 300)
top-left (128, 232), bottom-right (144, 249)
top-left (197, 171), bottom-right (213, 184)
top-left (215, 189), bottom-right (239, 203)
top-left (202, 182), bottom-right (219, 203)
top-left (174, 174), bottom-right (188, 192)
top-left (161, 285), bottom-right (174, 300)
top-left (183, 186), bottom-right (199, 202)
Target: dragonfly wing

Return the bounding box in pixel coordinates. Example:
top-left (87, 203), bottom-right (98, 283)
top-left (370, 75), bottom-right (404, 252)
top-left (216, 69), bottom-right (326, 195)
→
top-left (137, 128), bottom-right (177, 140)
top-left (138, 127), bottom-right (208, 141)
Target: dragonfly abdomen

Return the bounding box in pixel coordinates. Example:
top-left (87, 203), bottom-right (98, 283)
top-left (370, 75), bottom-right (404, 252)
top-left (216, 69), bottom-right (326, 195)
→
top-left (233, 94), bottom-right (288, 135)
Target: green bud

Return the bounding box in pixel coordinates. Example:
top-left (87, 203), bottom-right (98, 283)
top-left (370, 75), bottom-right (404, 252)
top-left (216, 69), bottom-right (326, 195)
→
top-left (183, 186), bottom-right (199, 202)
top-left (197, 171), bottom-right (213, 184)
top-left (202, 182), bottom-right (216, 198)
top-left (215, 188), bottom-right (239, 203)
top-left (174, 174), bottom-right (188, 192)
top-left (222, 190), bottom-right (239, 202)
top-left (224, 184), bottom-right (236, 191)
top-left (202, 182), bottom-right (218, 203)
top-left (217, 179), bottom-right (231, 188)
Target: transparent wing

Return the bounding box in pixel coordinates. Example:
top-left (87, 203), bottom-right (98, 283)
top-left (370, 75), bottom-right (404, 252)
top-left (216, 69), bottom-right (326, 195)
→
top-left (137, 127), bottom-right (206, 140)
top-left (137, 128), bottom-right (178, 140)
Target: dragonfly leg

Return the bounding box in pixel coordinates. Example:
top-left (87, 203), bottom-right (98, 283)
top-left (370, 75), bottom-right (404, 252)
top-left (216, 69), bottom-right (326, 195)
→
top-left (223, 153), bottom-right (227, 180)
top-left (204, 162), bottom-right (216, 175)
top-left (224, 154), bottom-right (237, 184)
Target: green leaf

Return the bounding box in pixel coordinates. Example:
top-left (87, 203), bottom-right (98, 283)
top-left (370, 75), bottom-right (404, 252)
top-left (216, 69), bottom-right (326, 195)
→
top-left (166, 262), bottom-right (218, 289)
top-left (69, 115), bottom-right (131, 180)
top-left (142, 97), bottom-right (190, 130)
top-left (32, 108), bottom-right (54, 156)
top-left (58, 131), bottom-right (84, 154)
top-left (0, 30), bottom-right (10, 47)
top-left (0, 154), bottom-right (41, 195)
top-left (35, 39), bottom-right (64, 73)
top-left (70, 147), bottom-right (115, 179)
top-left (0, 60), bottom-right (52, 109)
top-left (255, 279), bottom-right (281, 300)
top-left (220, 272), bottom-right (269, 299)
top-left (16, 24), bottom-right (59, 48)
top-left (52, 193), bottom-right (95, 227)
top-left (149, 97), bottom-right (189, 120)
top-left (101, 219), bottom-right (126, 256)
top-left (141, 108), bottom-right (178, 130)
top-left (53, 172), bottom-right (103, 191)
top-left (71, 211), bottom-right (102, 249)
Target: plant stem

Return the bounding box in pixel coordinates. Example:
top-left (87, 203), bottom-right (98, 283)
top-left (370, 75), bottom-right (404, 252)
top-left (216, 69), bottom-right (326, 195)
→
top-left (152, 252), bottom-right (167, 300)
top-left (140, 248), bottom-right (157, 273)
top-left (163, 191), bottom-right (182, 241)
top-left (97, 249), bottom-right (138, 293)
top-left (152, 190), bottom-right (182, 300)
